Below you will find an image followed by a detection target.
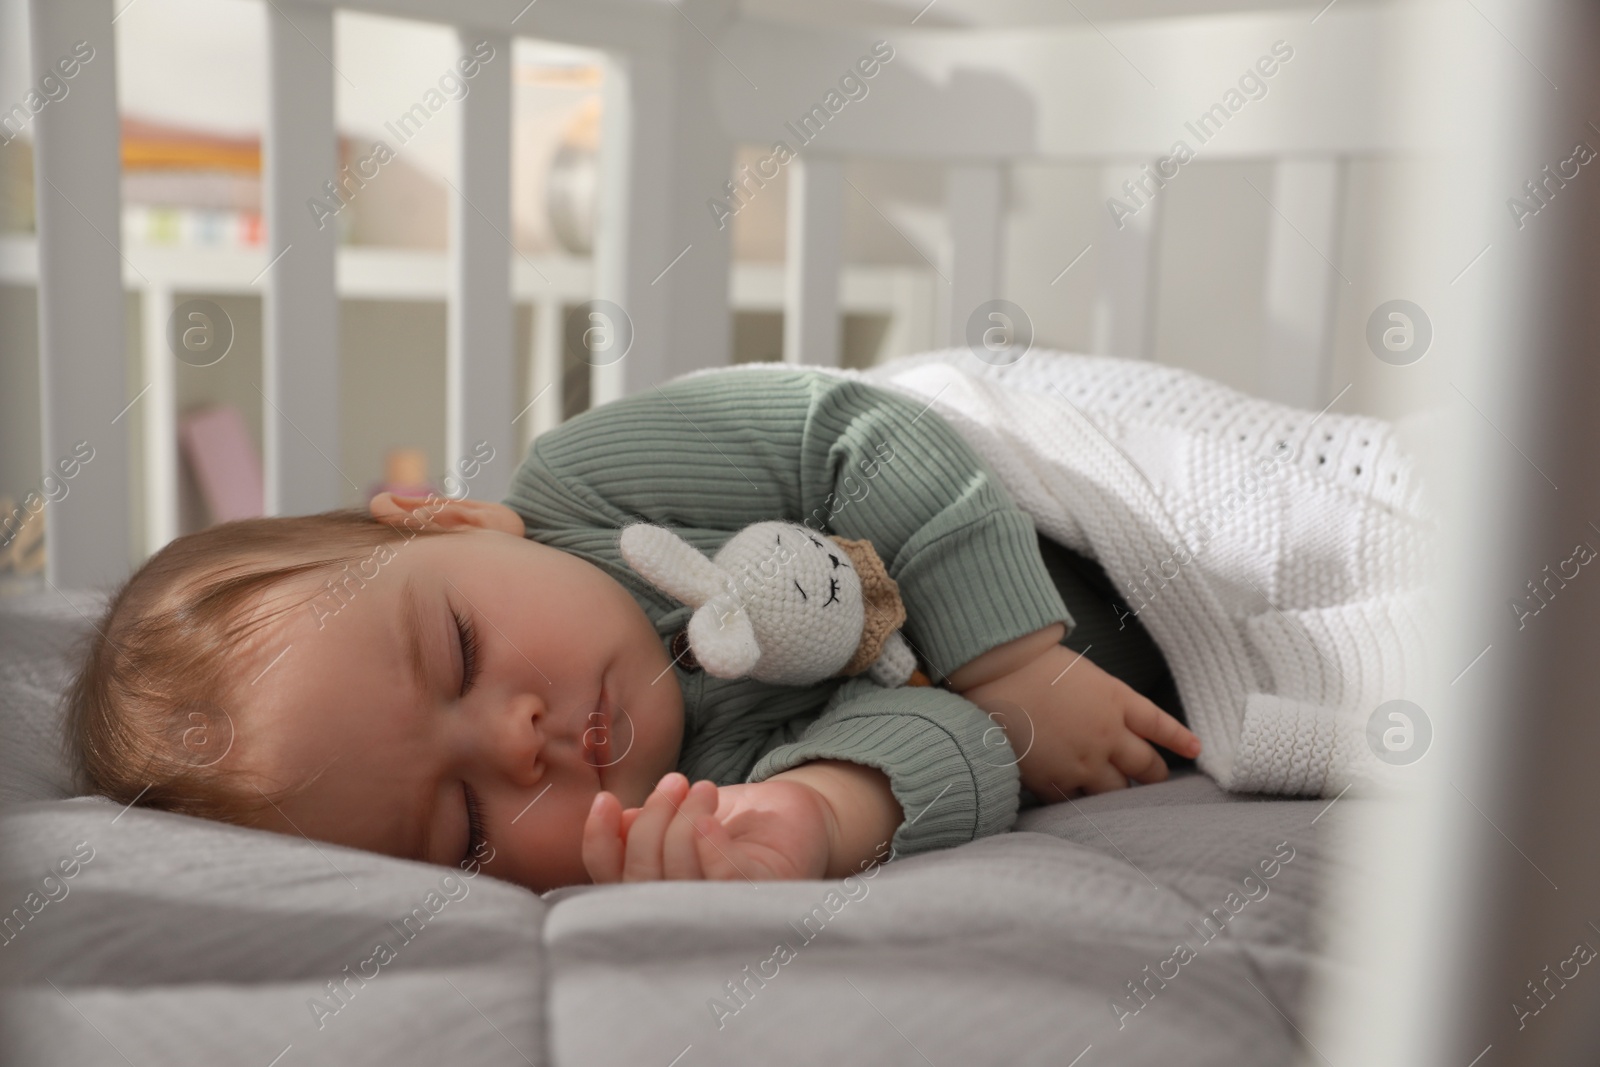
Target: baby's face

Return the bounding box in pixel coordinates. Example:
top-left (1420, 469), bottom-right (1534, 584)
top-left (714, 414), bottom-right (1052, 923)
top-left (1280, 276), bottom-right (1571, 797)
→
top-left (232, 499), bottom-right (685, 892)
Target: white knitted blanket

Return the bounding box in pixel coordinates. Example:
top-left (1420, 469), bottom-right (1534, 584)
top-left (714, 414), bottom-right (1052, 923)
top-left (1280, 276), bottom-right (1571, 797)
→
top-left (839, 349), bottom-right (1440, 798)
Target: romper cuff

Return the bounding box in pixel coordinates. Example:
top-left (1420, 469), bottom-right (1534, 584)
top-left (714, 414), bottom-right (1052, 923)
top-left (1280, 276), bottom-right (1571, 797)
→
top-left (746, 679), bottom-right (1021, 862)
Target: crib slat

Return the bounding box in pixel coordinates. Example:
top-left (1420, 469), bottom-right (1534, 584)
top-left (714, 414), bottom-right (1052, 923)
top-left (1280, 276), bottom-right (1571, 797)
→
top-left (449, 31), bottom-right (514, 501)
top-left (943, 164), bottom-right (1006, 347)
top-left (876, 271), bottom-right (937, 362)
top-left (593, 51), bottom-right (665, 407)
top-left (141, 286), bottom-right (177, 554)
top-left (28, 0), bottom-right (129, 585)
top-left (264, 3), bottom-right (340, 515)
top-left (783, 156), bottom-right (843, 366)
top-left (593, 39), bottom-right (732, 407)
top-left (1259, 158), bottom-right (1344, 409)
top-left (525, 295), bottom-right (565, 450)
top-left (1092, 162), bottom-right (1162, 360)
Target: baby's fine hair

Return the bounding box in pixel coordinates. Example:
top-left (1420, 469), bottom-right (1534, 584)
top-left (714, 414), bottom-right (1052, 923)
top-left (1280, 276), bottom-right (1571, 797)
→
top-left (63, 506), bottom-right (456, 826)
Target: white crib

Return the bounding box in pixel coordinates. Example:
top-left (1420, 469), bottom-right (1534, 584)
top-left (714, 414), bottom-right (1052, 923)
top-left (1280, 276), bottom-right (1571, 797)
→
top-left (25, 0), bottom-right (1401, 590)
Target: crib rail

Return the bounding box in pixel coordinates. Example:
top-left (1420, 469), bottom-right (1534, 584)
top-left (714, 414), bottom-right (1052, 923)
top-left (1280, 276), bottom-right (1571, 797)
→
top-left (716, 9), bottom-right (1403, 375)
top-left (28, 0), bottom-right (129, 587)
top-left (264, 3), bottom-right (339, 517)
top-left (446, 29), bottom-right (514, 518)
top-left (26, 0), bottom-right (1404, 586)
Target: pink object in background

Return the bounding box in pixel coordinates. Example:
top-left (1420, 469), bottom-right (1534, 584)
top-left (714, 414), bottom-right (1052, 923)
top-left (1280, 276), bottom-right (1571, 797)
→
top-left (178, 404), bottom-right (264, 523)
top-left (368, 447), bottom-right (438, 503)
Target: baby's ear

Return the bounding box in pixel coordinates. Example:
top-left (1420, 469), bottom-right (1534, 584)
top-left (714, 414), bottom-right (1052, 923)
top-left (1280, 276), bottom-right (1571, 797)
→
top-left (369, 492), bottom-right (523, 535)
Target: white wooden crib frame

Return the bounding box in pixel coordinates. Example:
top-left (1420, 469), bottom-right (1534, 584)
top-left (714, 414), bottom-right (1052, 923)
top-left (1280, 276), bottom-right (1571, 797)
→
top-left (26, 0), bottom-right (1402, 589)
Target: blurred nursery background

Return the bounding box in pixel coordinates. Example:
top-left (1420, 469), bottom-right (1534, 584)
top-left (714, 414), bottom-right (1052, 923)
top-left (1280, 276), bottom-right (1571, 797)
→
top-left (0, 0), bottom-right (1425, 587)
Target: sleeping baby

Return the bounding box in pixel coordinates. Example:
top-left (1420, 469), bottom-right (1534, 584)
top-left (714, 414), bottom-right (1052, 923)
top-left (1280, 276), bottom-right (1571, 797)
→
top-left (64, 367), bottom-right (1198, 893)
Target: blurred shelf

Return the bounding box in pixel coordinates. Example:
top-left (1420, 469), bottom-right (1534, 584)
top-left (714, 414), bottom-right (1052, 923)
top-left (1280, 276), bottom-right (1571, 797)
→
top-left (0, 234), bottom-right (931, 315)
top-left (2, 229), bottom-right (937, 564)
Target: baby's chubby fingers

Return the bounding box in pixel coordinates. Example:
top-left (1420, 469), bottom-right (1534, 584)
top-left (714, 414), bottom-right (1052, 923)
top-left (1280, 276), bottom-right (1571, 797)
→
top-left (662, 780), bottom-right (719, 880)
top-left (616, 785), bottom-right (685, 845)
top-left (622, 772), bottom-right (693, 882)
top-left (1111, 732), bottom-right (1169, 785)
top-left (1124, 696), bottom-right (1201, 759)
top-left (619, 805), bottom-right (646, 839)
top-left (1079, 762), bottom-right (1133, 795)
top-left (692, 803), bottom-right (745, 881)
top-left (582, 790), bottom-right (626, 884)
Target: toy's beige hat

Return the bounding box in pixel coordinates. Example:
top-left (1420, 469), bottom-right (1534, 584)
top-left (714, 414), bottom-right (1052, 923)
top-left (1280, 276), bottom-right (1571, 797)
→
top-left (831, 535), bottom-right (906, 676)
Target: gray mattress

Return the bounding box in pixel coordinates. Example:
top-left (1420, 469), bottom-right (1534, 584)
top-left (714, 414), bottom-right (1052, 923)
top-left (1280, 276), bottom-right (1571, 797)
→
top-left (0, 587), bottom-right (1353, 1066)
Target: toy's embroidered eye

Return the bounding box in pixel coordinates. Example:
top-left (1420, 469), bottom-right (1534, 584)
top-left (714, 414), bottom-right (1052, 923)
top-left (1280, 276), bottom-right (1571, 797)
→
top-left (829, 553), bottom-right (840, 569)
top-left (793, 580), bottom-right (807, 600)
top-left (807, 535), bottom-right (825, 549)
top-left (824, 577), bottom-right (840, 606)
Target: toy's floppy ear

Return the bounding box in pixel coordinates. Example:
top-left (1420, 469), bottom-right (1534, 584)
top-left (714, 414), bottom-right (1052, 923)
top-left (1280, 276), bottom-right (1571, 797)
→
top-left (619, 523), bottom-right (729, 608)
top-left (687, 594), bottom-right (761, 678)
top-left (866, 631), bottom-right (917, 687)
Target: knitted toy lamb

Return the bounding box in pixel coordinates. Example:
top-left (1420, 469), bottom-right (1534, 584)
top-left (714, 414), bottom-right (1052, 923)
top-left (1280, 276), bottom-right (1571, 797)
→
top-left (618, 520), bottom-right (919, 688)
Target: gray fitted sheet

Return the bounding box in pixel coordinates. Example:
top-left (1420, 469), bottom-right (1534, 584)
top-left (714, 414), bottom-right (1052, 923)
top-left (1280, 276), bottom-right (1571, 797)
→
top-left (0, 587), bottom-right (1353, 1066)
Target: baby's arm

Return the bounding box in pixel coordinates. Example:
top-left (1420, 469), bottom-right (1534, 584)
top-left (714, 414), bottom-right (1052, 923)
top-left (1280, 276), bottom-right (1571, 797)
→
top-left (502, 367), bottom-right (1076, 683)
top-left (764, 760), bottom-right (901, 877)
top-left (953, 628), bottom-right (1201, 799)
top-left (586, 675), bottom-right (1018, 882)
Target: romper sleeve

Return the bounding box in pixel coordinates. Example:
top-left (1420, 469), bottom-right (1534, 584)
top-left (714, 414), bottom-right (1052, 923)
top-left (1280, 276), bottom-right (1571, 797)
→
top-left (501, 367), bottom-right (1073, 681)
top-left (745, 676), bottom-right (1021, 860)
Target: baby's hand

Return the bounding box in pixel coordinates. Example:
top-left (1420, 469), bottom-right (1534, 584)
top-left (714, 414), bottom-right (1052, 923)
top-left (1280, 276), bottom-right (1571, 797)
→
top-left (961, 644), bottom-right (1201, 799)
top-left (582, 773), bottom-right (832, 883)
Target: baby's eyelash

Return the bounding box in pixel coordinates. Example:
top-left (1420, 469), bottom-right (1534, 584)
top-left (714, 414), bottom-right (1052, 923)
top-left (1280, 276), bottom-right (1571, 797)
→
top-left (453, 609), bottom-right (480, 697)
top-left (462, 783), bottom-right (487, 865)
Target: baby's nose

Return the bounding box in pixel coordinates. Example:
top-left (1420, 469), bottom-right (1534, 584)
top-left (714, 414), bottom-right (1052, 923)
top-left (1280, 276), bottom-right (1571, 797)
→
top-left (495, 692), bottom-right (548, 784)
